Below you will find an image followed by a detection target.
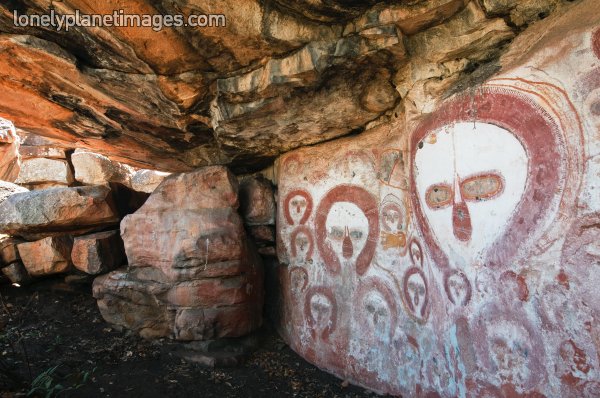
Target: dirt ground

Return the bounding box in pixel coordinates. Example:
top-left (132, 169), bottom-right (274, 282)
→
top-left (0, 278), bottom-right (380, 398)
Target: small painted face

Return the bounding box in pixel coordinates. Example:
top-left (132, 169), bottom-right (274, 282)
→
top-left (310, 293), bottom-right (333, 335)
top-left (289, 267), bottom-right (308, 296)
top-left (382, 204), bottom-right (403, 233)
top-left (415, 123), bottom-right (527, 268)
top-left (326, 202), bottom-right (368, 262)
top-left (289, 195), bottom-right (308, 223)
top-left (445, 270), bottom-right (471, 306)
top-left (409, 239), bottom-right (424, 267)
top-left (404, 268), bottom-right (428, 321)
top-left (363, 291), bottom-right (391, 340)
top-left (293, 231), bottom-right (311, 260)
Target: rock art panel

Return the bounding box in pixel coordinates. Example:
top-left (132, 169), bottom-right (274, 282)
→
top-left (276, 9), bottom-right (600, 397)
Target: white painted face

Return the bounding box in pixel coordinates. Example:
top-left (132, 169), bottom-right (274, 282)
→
top-left (310, 294), bottom-right (333, 334)
top-left (289, 194), bottom-right (309, 224)
top-left (447, 272), bottom-right (470, 305)
top-left (325, 202), bottom-right (369, 263)
top-left (407, 272), bottom-right (426, 318)
top-left (293, 231), bottom-right (311, 261)
top-left (363, 291), bottom-right (391, 341)
top-left (414, 122), bottom-right (528, 268)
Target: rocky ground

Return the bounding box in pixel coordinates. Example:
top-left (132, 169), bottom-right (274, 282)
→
top-left (0, 279), bottom-right (380, 398)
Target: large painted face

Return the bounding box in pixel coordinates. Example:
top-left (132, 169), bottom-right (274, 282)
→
top-left (326, 202), bottom-right (369, 263)
top-left (414, 122), bottom-right (528, 268)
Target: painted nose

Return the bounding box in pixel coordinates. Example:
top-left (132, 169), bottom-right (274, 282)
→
top-left (452, 175), bottom-right (472, 241)
top-left (342, 226), bottom-right (353, 259)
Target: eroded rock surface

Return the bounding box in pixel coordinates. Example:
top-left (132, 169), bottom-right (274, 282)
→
top-left (93, 166), bottom-right (264, 341)
top-left (0, 0), bottom-right (569, 173)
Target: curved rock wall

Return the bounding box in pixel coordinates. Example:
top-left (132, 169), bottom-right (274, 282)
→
top-left (276, 3), bottom-right (600, 396)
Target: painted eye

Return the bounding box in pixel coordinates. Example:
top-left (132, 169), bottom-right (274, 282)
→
top-left (461, 173), bottom-right (504, 201)
top-left (329, 227), bottom-right (344, 239)
top-left (349, 230), bottom-right (363, 239)
top-left (425, 184), bottom-right (452, 209)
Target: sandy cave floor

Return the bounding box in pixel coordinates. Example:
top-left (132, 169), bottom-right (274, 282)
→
top-left (0, 279), bottom-right (385, 398)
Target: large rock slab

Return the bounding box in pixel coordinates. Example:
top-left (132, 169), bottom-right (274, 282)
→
top-left (0, 185), bottom-right (119, 239)
top-left (71, 151), bottom-right (134, 187)
top-left (15, 158), bottom-right (74, 187)
top-left (93, 166), bottom-right (264, 342)
top-left (18, 236), bottom-right (73, 276)
top-left (71, 230), bottom-right (126, 275)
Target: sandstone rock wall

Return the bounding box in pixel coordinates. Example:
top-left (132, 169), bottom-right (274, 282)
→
top-left (275, 2), bottom-right (600, 396)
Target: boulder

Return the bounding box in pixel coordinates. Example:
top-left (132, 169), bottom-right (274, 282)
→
top-left (0, 185), bottom-right (119, 239)
top-left (71, 150), bottom-right (134, 187)
top-left (0, 235), bottom-right (23, 265)
top-left (71, 230), bottom-right (125, 275)
top-left (18, 236), bottom-right (73, 276)
top-left (130, 169), bottom-right (171, 193)
top-left (93, 166), bottom-right (264, 343)
top-left (0, 118), bottom-right (20, 182)
top-left (0, 180), bottom-right (28, 205)
top-left (239, 177), bottom-right (276, 226)
top-left (15, 158), bottom-right (73, 187)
